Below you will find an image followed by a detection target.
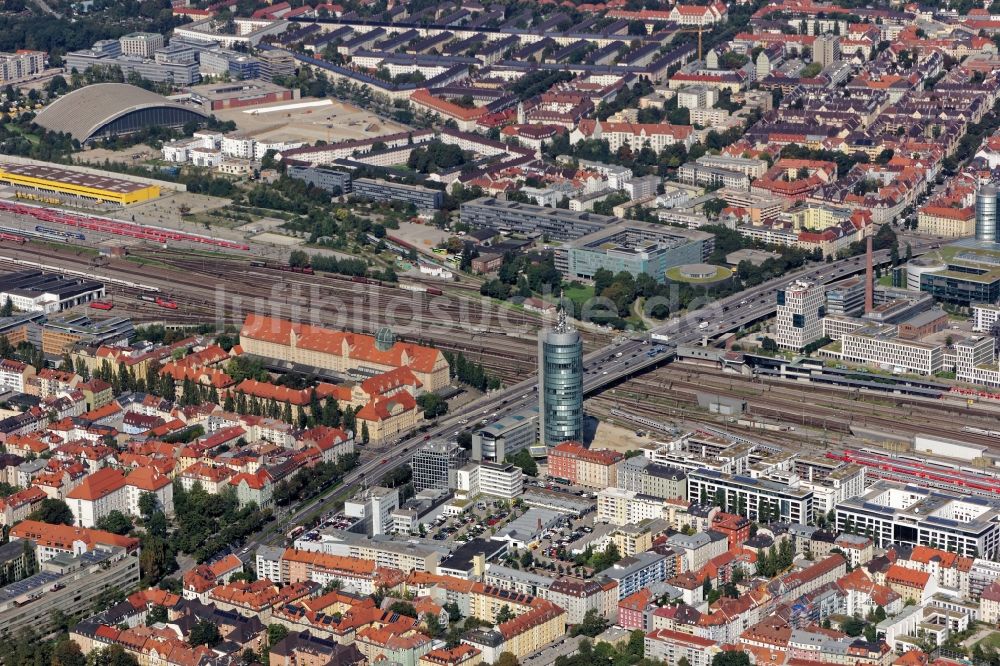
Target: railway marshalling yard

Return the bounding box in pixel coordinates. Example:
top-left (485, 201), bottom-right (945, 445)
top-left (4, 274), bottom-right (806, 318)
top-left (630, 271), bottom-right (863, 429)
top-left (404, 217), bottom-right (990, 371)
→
top-left (0, 196), bottom-right (998, 460)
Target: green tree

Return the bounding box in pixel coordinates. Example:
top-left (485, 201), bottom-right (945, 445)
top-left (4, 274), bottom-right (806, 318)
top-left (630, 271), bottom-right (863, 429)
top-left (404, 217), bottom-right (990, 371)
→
top-left (189, 620), bottom-right (221, 647)
top-left (425, 613), bottom-right (445, 638)
top-left (570, 608), bottom-right (609, 637)
top-left (509, 449), bottom-right (537, 476)
top-left (389, 601), bottom-right (418, 618)
top-left (95, 510), bottom-right (133, 535)
top-left (496, 604), bottom-right (516, 624)
top-left (27, 498), bottom-right (74, 525)
top-left (267, 623), bottom-right (289, 648)
top-left (147, 605), bottom-right (168, 625)
top-left (496, 653), bottom-right (519, 666)
top-left (712, 651), bottom-right (751, 666)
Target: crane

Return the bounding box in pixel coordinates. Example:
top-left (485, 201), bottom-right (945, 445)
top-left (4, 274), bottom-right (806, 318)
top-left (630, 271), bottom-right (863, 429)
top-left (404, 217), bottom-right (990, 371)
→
top-left (674, 25), bottom-right (707, 63)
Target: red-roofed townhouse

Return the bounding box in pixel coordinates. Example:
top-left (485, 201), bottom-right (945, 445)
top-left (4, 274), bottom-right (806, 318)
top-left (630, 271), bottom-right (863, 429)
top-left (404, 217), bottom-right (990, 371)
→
top-left (0, 485), bottom-right (46, 526)
top-left (0, 358), bottom-right (35, 393)
top-left (645, 628), bottom-right (721, 666)
top-left (885, 564), bottom-right (935, 605)
top-left (230, 469), bottom-right (274, 509)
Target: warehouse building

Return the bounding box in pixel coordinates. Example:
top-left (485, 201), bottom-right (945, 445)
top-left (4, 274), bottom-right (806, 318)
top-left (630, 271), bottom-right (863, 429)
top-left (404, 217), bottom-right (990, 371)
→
top-left (0, 270), bottom-right (105, 313)
top-left (0, 162), bottom-right (159, 206)
top-left (461, 197), bottom-right (618, 241)
top-left (184, 79), bottom-right (297, 111)
top-left (566, 221), bottom-right (713, 283)
top-left (34, 83), bottom-right (208, 144)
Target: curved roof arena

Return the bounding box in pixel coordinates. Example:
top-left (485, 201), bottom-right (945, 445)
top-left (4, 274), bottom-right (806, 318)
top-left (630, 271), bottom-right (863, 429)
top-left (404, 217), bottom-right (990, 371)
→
top-left (34, 83), bottom-right (209, 143)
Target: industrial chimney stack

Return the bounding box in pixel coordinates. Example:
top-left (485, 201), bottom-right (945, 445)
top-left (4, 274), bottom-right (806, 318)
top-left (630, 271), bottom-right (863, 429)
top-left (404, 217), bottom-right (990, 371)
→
top-left (864, 235), bottom-right (874, 314)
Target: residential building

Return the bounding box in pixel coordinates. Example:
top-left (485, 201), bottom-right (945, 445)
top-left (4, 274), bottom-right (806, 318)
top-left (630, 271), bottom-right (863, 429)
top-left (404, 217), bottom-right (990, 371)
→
top-left (599, 551), bottom-right (668, 599)
top-left (549, 442), bottom-right (623, 489)
top-left (687, 468), bottom-right (814, 524)
top-left (0, 51), bottom-right (45, 84)
top-left (537, 576), bottom-right (619, 624)
top-left (9, 520), bottom-right (139, 563)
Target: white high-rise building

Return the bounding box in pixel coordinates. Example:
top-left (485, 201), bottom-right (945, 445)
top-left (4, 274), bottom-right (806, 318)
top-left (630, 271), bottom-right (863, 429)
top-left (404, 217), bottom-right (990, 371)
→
top-left (775, 280), bottom-right (825, 350)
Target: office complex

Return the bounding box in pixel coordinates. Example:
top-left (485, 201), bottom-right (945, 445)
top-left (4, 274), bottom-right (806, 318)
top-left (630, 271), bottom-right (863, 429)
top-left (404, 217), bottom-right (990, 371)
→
top-left (687, 468), bottom-right (814, 524)
top-left (918, 242), bottom-right (1000, 305)
top-left (352, 178), bottom-right (444, 210)
top-left (471, 406), bottom-right (539, 462)
top-left (288, 165), bottom-right (353, 195)
top-left (538, 310), bottom-right (583, 447)
top-left (461, 197), bottom-right (617, 241)
top-left (411, 441), bottom-right (469, 491)
top-left (119, 32), bottom-right (164, 58)
top-left (456, 462), bottom-right (524, 500)
top-left (836, 481), bottom-right (1000, 558)
top-left (566, 222), bottom-right (713, 284)
top-left (775, 280), bottom-right (825, 350)
top-left (976, 185), bottom-right (998, 243)
top-left (825, 277), bottom-right (866, 317)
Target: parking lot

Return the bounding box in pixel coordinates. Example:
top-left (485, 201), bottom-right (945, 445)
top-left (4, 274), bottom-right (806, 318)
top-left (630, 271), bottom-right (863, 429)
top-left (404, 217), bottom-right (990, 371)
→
top-left (425, 499), bottom-right (516, 542)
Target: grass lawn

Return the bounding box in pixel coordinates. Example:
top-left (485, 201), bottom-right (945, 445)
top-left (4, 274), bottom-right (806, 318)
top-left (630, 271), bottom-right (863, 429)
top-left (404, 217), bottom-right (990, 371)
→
top-left (977, 633), bottom-right (1000, 651)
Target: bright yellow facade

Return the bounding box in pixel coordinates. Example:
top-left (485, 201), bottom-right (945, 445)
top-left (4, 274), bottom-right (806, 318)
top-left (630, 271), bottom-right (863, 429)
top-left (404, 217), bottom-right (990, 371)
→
top-left (0, 165), bottom-right (159, 205)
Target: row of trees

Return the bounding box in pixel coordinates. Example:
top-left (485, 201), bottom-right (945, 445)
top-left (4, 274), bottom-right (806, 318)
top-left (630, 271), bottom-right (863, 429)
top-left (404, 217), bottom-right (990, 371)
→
top-left (273, 455), bottom-right (359, 507)
top-left (443, 351), bottom-right (502, 392)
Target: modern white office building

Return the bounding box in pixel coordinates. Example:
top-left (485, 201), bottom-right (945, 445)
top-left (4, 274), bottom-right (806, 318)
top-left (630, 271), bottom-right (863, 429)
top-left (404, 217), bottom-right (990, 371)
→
top-left (775, 280), bottom-right (825, 350)
top-left (836, 481), bottom-right (1000, 558)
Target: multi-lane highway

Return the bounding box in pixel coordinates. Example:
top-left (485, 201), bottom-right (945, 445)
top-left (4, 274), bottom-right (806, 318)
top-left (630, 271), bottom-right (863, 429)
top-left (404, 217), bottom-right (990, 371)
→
top-left (238, 241), bottom-right (927, 564)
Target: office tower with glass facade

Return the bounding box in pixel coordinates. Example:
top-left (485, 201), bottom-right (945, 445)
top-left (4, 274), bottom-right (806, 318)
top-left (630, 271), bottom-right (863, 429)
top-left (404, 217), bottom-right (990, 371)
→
top-left (976, 184), bottom-right (998, 242)
top-left (538, 309), bottom-right (583, 447)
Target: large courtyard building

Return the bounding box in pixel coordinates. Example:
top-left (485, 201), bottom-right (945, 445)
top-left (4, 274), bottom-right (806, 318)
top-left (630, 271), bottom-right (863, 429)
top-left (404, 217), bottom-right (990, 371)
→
top-left (239, 315), bottom-right (450, 391)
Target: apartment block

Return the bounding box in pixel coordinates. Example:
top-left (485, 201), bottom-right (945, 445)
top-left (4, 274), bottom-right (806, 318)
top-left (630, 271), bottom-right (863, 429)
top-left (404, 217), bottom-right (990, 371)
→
top-left (598, 551), bottom-right (668, 599)
top-left (597, 487), bottom-right (666, 526)
top-left (548, 442), bottom-right (624, 489)
top-left (0, 546), bottom-right (139, 637)
top-left (0, 51), bottom-right (45, 84)
top-left (688, 468), bottom-right (814, 524)
top-left (537, 576), bottom-right (619, 624)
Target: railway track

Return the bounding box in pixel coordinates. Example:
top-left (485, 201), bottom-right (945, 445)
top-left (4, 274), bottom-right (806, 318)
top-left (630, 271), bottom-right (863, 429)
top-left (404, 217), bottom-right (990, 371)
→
top-left (617, 365), bottom-right (1000, 449)
top-left (0, 243), bottom-right (551, 381)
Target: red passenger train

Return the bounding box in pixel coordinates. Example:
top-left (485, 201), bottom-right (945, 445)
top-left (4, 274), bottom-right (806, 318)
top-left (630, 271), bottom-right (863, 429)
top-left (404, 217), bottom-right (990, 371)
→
top-left (0, 200), bottom-right (250, 251)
